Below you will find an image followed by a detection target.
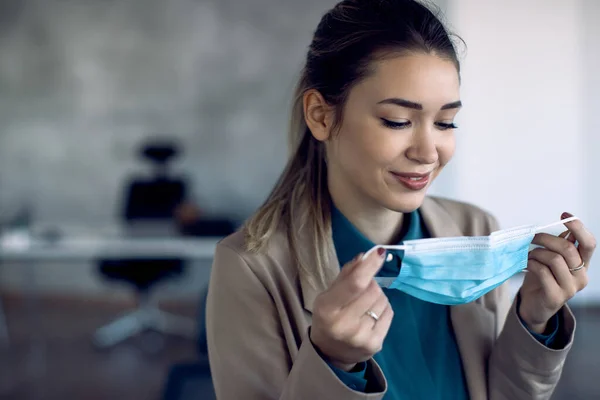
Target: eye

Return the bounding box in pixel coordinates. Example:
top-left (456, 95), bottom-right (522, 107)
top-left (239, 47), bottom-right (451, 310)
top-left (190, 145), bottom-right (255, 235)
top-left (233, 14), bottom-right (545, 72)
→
top-left (435, 122), bottom-right (458, 131)
top-left (381, 118), bottom-right (411, 130)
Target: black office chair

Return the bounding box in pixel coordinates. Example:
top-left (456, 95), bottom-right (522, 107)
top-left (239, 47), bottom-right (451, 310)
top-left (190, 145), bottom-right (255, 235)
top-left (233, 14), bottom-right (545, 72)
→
top-left (178, 218), bottom-right (236, 238)
top-left (93, 140), bottom-right (196, 348)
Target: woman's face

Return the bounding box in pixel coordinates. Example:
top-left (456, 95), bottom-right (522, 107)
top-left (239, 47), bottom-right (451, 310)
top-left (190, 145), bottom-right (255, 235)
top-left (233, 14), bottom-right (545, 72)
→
top-left (325, 52), bottom-right (461, 213)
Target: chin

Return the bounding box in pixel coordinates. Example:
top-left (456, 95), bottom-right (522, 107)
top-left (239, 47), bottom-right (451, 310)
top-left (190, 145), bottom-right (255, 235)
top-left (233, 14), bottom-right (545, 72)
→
top-left (382, 191), bottom-right (428, 213)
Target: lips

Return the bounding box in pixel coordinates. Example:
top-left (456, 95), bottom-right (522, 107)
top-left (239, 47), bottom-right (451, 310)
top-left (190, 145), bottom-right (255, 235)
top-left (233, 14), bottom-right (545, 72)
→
top-left (390, 171), bottom-right (432, 191)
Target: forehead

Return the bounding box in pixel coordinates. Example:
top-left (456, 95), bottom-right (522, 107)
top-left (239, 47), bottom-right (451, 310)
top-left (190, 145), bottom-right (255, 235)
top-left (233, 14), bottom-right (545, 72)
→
top-left (350, 52), bottom-right (461, 108)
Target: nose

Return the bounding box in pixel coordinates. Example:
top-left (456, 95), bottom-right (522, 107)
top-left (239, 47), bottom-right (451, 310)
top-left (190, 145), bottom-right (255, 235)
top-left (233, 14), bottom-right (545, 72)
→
top-left (405, 127), bottom-right (439, 165)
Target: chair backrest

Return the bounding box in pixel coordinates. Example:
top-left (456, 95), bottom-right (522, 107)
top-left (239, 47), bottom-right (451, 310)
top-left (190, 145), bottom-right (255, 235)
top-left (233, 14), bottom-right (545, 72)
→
top-left (122, 177), bottom-right (186, 222)
top-left (180, 218), bottom-right (236, 237)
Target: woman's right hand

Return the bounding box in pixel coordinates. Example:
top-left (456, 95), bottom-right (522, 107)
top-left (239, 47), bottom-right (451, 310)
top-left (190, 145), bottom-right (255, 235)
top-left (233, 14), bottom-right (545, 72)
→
top-left (310, 248), bottom-right (393, 371)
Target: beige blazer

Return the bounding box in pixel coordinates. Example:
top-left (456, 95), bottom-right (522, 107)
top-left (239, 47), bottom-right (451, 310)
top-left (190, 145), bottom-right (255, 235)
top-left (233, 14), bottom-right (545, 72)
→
top-left (207, 196), bottom-right (575, 400)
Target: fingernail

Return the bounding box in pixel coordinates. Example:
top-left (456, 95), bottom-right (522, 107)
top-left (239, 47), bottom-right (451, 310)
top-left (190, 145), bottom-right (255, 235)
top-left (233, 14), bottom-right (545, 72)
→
top-left (562, 212), bottom-right (573, 219)
top-left (377, 247), bottom-right (386, 258)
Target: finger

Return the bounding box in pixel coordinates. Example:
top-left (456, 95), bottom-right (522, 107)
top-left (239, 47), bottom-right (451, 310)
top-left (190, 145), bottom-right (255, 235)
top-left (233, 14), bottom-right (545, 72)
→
top-left (352, 302), bottom-right (393, 357)
top-left (561, 212), bottom-right (597, 264)
top-left (333, 248), bottom-right (386, 294)
top-left (341, 280), bottom-right (383, 319)
top-left (326, 249), bottom-right (386, 306)
top-left (371, 302), bottom-right (393, 338)
top-left (357, 289), bottom-right (389, 326)
top-left (528, 248), bottom-right (577, 295)
top-left (570, 267), bottom-right (590, 292)
top-left (316, 255), bottom-right (364, 314)
top-left (559, 230), bottom-right (576, 244)
top-left (347, 247), bottom-right (386, 283)
top-left (336, 253), bottom-right (364, 279)
top-left (526, 258), bottom-right (562, 294)
top-left (532, 233), bottom-right (582, 269)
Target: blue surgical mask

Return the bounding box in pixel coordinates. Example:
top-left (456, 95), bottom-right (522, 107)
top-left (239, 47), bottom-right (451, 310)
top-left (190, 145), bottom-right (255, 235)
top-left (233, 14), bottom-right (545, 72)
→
top-left (362, 216), bottom-right (579, 305)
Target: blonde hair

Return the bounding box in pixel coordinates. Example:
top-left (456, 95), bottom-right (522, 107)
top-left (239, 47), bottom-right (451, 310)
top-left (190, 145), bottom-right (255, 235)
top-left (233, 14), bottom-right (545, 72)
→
top-left (244, 71), bottom-right (334, 287)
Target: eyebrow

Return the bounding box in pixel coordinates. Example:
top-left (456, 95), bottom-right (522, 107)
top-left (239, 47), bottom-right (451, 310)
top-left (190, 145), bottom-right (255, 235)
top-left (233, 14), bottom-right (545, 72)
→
top-left (377, 98), bottom-right (462, 111)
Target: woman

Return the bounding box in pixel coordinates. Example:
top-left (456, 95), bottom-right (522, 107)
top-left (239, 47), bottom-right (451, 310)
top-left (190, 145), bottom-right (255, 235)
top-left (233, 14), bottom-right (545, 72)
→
top-left (206, 1), bottom-right (596, 399)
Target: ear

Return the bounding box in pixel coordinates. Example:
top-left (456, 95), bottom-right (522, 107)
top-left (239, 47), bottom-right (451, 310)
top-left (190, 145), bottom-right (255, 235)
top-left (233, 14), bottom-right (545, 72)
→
top-left (303, 89), bottom-right (334, 142)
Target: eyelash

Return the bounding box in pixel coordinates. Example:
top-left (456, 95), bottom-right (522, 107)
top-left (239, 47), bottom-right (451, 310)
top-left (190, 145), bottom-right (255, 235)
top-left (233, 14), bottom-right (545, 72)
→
top-left (380, 119), bottom-right (458, 131)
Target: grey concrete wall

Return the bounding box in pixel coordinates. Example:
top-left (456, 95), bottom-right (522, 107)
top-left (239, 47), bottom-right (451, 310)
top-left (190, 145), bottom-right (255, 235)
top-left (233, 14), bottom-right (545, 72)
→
top-left (0, 0), bottom-right (449, 227)
top-left (0, 0), bottom-right (339, 227)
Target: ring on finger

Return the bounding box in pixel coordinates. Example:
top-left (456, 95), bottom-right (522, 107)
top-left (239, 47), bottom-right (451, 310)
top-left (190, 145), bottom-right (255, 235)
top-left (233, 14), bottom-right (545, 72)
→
top-left (569, 261), bottom-right (585, 273)
top-left (365, 310), bottom-right (379, 321)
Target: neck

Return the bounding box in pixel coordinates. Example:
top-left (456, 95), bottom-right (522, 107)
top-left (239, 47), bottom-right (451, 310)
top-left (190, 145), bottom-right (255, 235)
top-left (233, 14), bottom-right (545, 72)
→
top-left (328, 178), bottom-right (405, 245)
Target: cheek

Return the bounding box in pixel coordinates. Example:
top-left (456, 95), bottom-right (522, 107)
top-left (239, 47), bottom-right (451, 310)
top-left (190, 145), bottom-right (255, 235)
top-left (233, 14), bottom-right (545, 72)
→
top-left (436, 134), bottom-right (456, 169)
top-left (337, 119), bottom-right (398, 168)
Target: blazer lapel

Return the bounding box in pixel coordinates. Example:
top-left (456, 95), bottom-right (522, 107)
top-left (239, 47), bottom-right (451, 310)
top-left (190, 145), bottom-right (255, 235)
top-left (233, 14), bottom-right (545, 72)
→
top-left (295, 204), bottom-right (340, 314)
top-left (419, 196), bottom-right (464, 239)
top-left (420, 196), bottom-right (491, 399)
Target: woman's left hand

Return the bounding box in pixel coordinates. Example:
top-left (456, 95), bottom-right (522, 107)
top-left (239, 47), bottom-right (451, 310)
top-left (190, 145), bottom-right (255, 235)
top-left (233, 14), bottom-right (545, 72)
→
top-left (519, 213), bottom-right (596, 334)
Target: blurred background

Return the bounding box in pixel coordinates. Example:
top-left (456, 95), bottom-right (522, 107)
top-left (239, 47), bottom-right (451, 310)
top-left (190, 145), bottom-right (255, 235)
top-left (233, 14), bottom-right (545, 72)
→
top-left (0, 0), bottom-right (598, 399)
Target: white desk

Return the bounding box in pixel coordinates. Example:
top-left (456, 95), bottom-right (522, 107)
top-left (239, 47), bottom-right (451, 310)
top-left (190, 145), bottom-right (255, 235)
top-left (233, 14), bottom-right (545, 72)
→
top-left (0, 231), bottom-right (223, 358)
top-left (0, 234), bottom-right (221, 261)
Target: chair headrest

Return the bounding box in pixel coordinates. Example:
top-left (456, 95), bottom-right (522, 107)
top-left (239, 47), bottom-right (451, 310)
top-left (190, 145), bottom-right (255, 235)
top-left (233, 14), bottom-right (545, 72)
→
top-left (140, 139), bottom-right (181, 164)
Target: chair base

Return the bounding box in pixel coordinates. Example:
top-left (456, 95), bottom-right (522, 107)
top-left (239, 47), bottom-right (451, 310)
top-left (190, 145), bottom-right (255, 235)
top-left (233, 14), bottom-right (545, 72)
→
top-left (93, 298), bottom-right (195, 349)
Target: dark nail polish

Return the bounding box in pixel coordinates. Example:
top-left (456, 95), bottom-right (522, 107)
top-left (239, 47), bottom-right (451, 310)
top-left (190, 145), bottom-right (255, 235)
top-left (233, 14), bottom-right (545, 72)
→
top-left (562, 212), bottom-right (572, 219)
top-left (377, 247), bottom-right (386, 257)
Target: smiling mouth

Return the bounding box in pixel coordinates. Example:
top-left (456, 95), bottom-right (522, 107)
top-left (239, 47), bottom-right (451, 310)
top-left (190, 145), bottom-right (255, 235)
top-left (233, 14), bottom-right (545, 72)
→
top-left (389, 171), bottom-right (432, 190)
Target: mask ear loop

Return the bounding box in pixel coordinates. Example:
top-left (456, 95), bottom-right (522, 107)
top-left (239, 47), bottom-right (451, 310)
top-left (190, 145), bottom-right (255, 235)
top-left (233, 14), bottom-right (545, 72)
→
top-left (361, 244), bottom-right (406, 261)
top-left (521, 216), bottom-right (579, 273)
top-left (535, 216), bottom-right (579, 232)
top-left (362, 246), bottom-right (406, 288)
